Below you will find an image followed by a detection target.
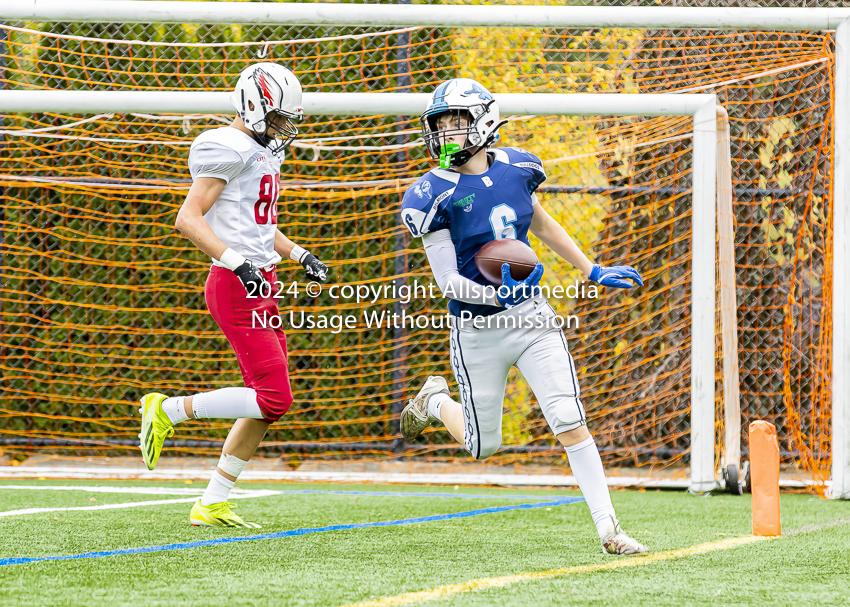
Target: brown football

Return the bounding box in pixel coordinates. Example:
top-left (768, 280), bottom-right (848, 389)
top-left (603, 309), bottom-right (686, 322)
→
top-left (474, 239), bottom-right (539, 284)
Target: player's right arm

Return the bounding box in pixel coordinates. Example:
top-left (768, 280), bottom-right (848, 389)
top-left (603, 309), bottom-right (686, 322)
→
top-left (422, 230), bottom-right (500, 307)
top-left (176, 177), bottom-right (268, 295)
top-left (175, 177), bottom-right (228, 261)
top-left (179, 138), bottom-right (270, 294)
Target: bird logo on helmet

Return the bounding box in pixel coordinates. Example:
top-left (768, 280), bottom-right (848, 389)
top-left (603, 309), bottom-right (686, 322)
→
top-left (420, 78), bottom-right (506, 169)
top-left (230, 62), bottom-right (304, 155)
top-left (255, 69), bottom-right (281, 107)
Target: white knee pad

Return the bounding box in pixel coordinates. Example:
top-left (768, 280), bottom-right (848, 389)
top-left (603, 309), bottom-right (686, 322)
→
top-left (218, 453), bottom-right (248, 478)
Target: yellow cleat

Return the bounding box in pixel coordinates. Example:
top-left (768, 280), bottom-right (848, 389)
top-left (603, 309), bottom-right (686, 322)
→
top-left (189, 498), bottom-right (262, 529)
top-left (138, 392), bottom-right (174, 471)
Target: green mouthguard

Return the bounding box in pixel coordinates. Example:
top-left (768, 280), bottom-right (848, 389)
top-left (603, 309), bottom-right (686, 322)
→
top-left (439, 143), bottom-right (461, 169)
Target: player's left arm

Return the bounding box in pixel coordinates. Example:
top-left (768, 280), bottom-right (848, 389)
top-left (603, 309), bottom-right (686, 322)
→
top-left (274, 230), bottom-right (329, 283)
top-left (529, 197), bottom-right (642, 289)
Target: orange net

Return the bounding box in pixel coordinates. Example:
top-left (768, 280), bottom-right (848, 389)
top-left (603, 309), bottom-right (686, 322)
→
top-left (0, 21), bottom-right (833, 485)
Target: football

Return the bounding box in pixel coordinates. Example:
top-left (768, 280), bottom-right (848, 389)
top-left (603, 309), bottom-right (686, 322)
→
top-left (474, 239), bottom-right (539, 284)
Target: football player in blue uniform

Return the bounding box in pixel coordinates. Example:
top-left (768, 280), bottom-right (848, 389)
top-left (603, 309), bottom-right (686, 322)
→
top-left (399, 78), bottom-right (647, 555)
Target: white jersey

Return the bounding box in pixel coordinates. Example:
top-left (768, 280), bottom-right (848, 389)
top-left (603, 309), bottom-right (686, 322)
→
top-left (188, 126), bottom-right (284, 269)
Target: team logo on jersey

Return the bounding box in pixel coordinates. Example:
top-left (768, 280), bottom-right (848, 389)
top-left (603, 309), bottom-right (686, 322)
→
top-left (254, 69), bottom-right (281, 106)
top-left (413, 180), bottom-right (433, 201)
top-left (453, 193), bottom-right (475, 212)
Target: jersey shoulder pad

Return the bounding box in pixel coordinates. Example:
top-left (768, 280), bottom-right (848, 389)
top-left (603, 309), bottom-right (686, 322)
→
top-left (492, 147), bottom-right (547, 192)
top-left (494, 147), bottom-right (545, 172)
top-left (189, 128), bottom-right (254, 183)
top-left (400, 171), bottom-right (457, 238)
top-left (191, 127), bottom-right (256, 162)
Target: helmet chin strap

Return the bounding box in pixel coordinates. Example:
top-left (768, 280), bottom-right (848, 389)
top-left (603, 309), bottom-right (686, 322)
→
top-left (248, 118), bottom-right (270, 147)
top-left (249, 111), bottom-right (299, 153)
top-left (248, 118), bottom-right (287, 152)
top-left (249, 130), bottom-right (270, 148)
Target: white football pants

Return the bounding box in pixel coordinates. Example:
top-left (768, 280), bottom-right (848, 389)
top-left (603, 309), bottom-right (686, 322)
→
top-left (449, 295), bottom-right (585, 459)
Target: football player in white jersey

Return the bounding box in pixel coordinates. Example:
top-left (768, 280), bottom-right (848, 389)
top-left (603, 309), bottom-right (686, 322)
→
top-left (399, 78), bottom-right (647, 554)
top-left (138, 63), bottom-right (328, 528)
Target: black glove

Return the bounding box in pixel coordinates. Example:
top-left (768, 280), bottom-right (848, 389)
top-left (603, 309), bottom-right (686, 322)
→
top-left (232, 259), bottom-right (270, 296)
top-left (301, 253), bottom-right (329, 283)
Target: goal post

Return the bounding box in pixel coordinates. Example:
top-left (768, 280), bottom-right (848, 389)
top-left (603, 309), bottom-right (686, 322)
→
top-left (0, 90), bottom-right (712, 118)
top-left (0, 89), bottom-right (727, 493)
top-left (833, 19), bottom-right (850, 500)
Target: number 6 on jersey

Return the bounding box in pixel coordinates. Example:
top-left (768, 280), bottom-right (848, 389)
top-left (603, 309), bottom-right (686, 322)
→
top-left (490, 203), bottom-right (517, 239)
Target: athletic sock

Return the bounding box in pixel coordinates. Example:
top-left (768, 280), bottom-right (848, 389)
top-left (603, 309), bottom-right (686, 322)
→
top-left (161, 396), bottom-right (188, 425)
top-left (565, 435), bottom-right (617, 539)
top-left (427, 393), bottom-right (452, 421)
top-left (201, 470), bottom-right (235, 506)
top-left (191, 387), bottom-right (263, 420)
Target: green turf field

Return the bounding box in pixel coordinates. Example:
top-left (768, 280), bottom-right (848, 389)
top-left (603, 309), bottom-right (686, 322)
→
top-left (0, 480), bottom-right (847, 606)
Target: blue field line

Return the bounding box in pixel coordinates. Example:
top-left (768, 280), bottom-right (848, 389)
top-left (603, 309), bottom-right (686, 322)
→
top-left (264, 489), bottom-right (576, 500)
top-left (0, 497), bottom-right (583, 567)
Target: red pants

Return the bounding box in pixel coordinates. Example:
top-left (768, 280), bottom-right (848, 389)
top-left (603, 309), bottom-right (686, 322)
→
top-left (204, 265), bottom-right (293, 423)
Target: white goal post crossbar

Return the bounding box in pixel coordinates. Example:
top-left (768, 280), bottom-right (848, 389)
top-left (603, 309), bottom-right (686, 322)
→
top-left (0, 2), bottom-right (847, 497)
top-left (0, 90), bottom-right (727, 493)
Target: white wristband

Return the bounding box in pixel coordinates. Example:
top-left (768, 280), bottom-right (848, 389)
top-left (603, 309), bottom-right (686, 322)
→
top-left (289, 244), bottom-right (308, 263)
top-left (219, 247), bottom-right (246, 271)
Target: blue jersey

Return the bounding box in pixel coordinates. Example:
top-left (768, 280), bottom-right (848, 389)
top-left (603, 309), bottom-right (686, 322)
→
top-left (401, 147), bottom-right (546, 318)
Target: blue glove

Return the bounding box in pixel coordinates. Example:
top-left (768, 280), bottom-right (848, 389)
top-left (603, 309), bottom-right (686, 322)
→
top-left (588, 264), bottom-right (643, 289)
top-left (496, 262), bottom-right (544, 308)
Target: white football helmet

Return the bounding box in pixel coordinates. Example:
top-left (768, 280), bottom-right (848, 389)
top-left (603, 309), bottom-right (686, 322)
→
top-left (230, 62), bottom-right (303, 154)
top-left (420, 78), bottom-right (505, 168)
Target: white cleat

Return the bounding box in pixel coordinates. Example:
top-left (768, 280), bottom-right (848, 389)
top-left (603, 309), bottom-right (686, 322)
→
top-left (599, 515), bottom-right (648, 555)
top-left (400, 375), bottom-right (450, 441)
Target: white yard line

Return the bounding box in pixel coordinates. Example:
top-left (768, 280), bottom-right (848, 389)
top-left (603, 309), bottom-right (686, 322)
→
top-left (0, 482), bottom-right (571, 518)
top-left (0, 485), bottom-right (269, 497)
top-left (0, 497), bottom-right (200, 517)
top-left (0, 489), bottom-right (282, 518)
top-left (0, 485), bottom-right (203, 496)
